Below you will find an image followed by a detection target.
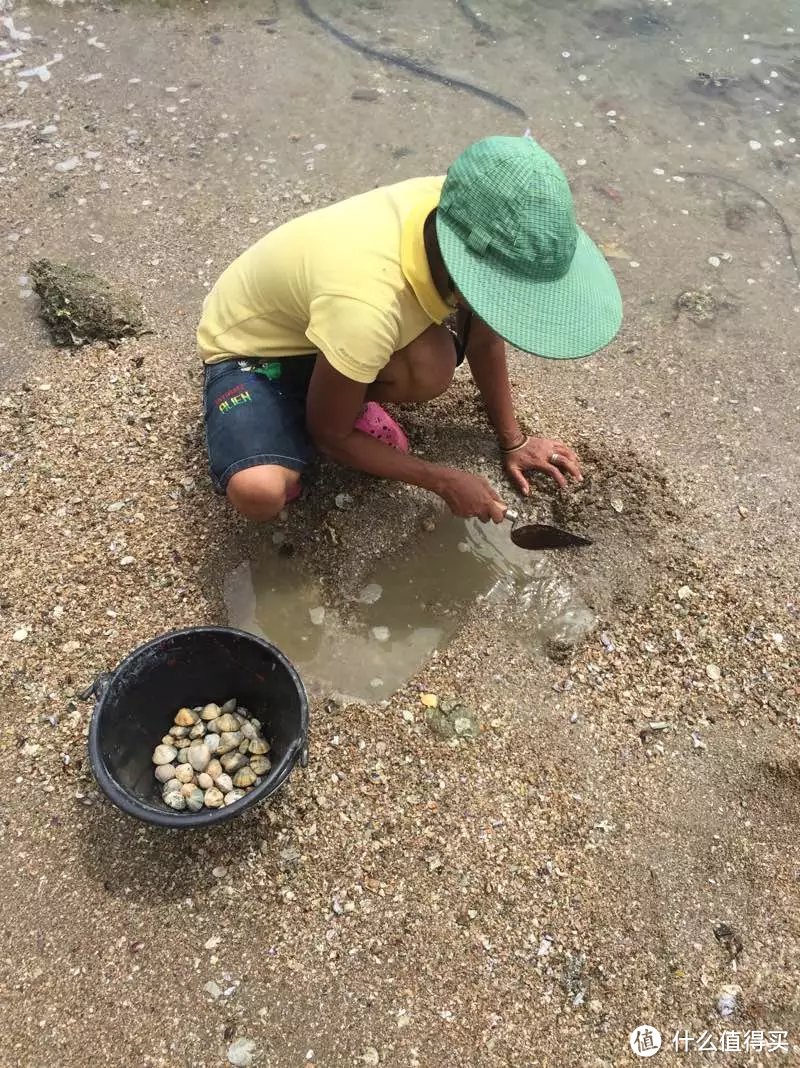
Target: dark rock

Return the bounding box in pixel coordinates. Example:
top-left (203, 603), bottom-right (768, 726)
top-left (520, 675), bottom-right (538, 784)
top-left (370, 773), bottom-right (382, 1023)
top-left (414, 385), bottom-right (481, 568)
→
top-left (351, 87), bottom-right (380, 102)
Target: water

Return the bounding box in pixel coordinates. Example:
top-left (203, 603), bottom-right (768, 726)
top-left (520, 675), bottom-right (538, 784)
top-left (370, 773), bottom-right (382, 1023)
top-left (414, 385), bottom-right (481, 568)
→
top-left (302, 0), bottom-right (799, 294)
top-left (225, 514), bottom-right (593, 701)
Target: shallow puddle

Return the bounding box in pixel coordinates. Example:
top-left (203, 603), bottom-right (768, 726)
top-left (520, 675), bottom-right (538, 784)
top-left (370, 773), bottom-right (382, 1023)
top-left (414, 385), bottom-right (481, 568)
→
top-left (225, 514), bottom-right (592, 701)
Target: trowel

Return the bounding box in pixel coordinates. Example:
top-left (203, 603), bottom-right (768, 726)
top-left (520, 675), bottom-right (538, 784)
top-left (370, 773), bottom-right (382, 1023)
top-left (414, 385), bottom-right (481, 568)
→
top-left (504, 509), bottom-right (592, 551)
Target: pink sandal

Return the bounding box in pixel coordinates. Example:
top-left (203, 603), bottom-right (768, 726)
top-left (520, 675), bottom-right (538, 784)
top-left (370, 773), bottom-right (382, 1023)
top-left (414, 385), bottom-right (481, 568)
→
top-left (354, 401), bottom-right (409, 453)
top-left (283, 404), bottom-right (407, 509)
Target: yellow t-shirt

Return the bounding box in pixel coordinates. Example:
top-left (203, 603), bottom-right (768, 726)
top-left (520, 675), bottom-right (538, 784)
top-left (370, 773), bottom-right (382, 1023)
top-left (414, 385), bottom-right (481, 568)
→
top-left (197, 176), bottom-right (453, 384)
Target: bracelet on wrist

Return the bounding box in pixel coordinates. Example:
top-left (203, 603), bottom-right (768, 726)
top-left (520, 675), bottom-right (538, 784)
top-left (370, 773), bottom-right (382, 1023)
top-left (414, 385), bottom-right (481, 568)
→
top-left (500, 434), bottom-right (529, 454)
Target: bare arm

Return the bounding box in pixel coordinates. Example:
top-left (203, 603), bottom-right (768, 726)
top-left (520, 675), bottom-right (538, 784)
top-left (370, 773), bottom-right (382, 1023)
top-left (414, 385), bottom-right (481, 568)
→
top-left (462, 311), bottom-right (582, 493)
top-left (463, 312), bottom-right (523, 448)
top-left (305, 355), bottom-right (506, 521)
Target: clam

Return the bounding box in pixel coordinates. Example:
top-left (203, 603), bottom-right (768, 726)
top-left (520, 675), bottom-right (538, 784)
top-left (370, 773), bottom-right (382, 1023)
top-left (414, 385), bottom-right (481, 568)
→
top-left (220, 752), bottom-right (247, 774)
top-left (187, 744), bottom-right (211, 773)
top-left (233, 766), bottom-right (257, 789)
top-left (205, 733), bottom-right (220, 753)
top-left (248, 738), bottom-right (270, 756)
top-left (203, 787), bottom-right (224, 808)
top-left (201, 703), bottom-right (221, 722)
top-left (174, 707), bottom-right (197, 727)
top-left (214, 773), bottom-right (234, 794)
top-left (175, 763), bottom-right (194, 784)
top-left (214, 713), bottom-right (239, 734)
top-left (197, 772), bottom-right (213, 791)
top-left (250, 755), bottom-right (271, 777)
top-left (153, 744), bottom-right (177, 765)
top-left (221, 698), bottom-right (237, 714)
top-left (155, 763), bottom-right (177, 783)
top-left (189, 722), bottom-right (207, 739)
top-left (165, 792), bottom-right (186, 810)
top-left (224, 790), bottom-right (246, 805)
top-left (216, 730), bottom-right (243, 755)
top-left (207, 758), bottom-right (223, 780)
top-left (186, 787), bottom-right (205, 812)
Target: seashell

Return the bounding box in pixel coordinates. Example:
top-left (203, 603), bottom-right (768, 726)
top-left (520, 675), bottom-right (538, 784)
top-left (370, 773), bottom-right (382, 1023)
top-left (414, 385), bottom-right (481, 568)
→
top-left (248, 738), bottom-right (270, 755)
top-left (162, 778), bottom-right (181, 796)
top-left (233, 766), bottom-right (257, 789)
top-left (171, 725), bottom-right (190, 739)
top-left (165, 792), bottom-right (186, 810)
top-left (237, 706), bottom-right (250, 718)
top-left (207, 758), bottom-right (223, 780)
top-left (214, 773), bottom-right (234, 794)
top-left (220, 751), bottom-right (247, 774)
top-left (249, 755), bottom-right (271, 776)
top-left (175, 737), bottom-right (191, 750)
top-left (205, 733), bottom-right (220, 753)
top-left (186, 787), bottom-right (205, 812)
top-left (214, 713), bottom-right (239, 734)
top-left (224, 790), bottom-right (246, 805)
top-left (239, 740), bottom-right (250, 754)
top-left (187, 744), bottom-right (211, 773)
top-left (180, 781), bottom-right (196, 798)
top-left (174, 707), bottom-right (197, 727)
top-left (197, 772), bottom-right (213, 790)
top-left (161, 734), bottom-right (177, 747)
top-left (241, 721), bottom-right (257, 740)
top-left (221, 698), bottom-right (237, 714)
top-left (189, 722), bottom-right (207, 739)
top-left (155, 763), bottom-right (176, 783)
top-left (153, 744), bottom-right (177, 765)
top-left (201, 703), bottom-right (221, 721)
top-left (217, 730), bottom-right (243, 755)
top-left (248, 717), bottom-right (260, 730)
top-left (203, 787), bottom-right (224, 808)
top-left (175, 763), bottom-right (194, 784)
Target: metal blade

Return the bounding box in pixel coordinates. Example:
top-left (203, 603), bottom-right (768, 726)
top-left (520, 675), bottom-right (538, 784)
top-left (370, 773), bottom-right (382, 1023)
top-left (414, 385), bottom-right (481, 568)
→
top-left (510, 523), bottom-right (593, 550)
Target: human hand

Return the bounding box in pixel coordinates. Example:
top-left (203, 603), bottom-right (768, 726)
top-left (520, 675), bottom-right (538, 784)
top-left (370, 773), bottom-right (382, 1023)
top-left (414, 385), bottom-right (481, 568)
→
top-left (434, 468), bottom-right (507, 523)
top-left (502, 436), bottom-right (582, 494)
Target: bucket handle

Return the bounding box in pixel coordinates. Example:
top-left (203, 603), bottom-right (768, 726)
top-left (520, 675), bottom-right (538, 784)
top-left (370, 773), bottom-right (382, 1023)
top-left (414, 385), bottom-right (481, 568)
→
top-left (290, 737), bottom-right (309, 770)
top-left (79, 672), bottom-right (112, 703)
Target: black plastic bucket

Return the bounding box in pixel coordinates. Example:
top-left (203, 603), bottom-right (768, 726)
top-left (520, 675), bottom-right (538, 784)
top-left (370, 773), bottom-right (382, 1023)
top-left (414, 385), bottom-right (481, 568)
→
top-left (85, 626), bottom-right (308, 829)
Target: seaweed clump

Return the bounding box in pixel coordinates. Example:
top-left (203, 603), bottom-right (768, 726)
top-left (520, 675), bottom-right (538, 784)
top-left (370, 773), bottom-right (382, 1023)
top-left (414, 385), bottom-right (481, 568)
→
top-left (29, 259), bottom-right (145, 347)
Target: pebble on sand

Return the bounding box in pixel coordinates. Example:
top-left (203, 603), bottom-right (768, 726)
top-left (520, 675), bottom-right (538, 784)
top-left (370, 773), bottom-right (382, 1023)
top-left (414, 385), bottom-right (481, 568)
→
top-left (227, 1038), bottom-right (257, 1067)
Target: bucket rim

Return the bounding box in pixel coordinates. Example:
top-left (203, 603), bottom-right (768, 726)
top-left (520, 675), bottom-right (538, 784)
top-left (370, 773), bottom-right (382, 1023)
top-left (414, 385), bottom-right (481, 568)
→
top-left (87, 625), bottom-right (308, 829)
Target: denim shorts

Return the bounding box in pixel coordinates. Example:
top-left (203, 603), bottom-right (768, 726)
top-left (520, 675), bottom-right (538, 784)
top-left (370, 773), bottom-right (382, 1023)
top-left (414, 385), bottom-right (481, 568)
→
top-left (203, 356), bottom-right (318, 493)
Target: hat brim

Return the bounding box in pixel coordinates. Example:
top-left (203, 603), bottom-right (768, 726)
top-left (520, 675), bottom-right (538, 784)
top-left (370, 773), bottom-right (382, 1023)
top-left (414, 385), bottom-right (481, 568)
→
top-left (436, 215), bottom-right (623, 359)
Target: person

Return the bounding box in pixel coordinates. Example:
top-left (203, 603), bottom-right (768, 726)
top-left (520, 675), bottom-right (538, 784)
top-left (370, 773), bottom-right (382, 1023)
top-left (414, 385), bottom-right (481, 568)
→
top-left (197, 135), bottom-right (622, 523)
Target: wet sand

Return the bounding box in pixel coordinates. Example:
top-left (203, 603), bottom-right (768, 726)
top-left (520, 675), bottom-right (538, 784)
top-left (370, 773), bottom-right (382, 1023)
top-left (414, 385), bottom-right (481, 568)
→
top-left (1, 1), bottom-right (799, 1065)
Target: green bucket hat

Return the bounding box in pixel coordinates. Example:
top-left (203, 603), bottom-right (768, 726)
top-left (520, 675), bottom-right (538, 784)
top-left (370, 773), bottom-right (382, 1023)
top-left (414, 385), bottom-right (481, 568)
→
top-left (435, 135), bottom-right (622, 359)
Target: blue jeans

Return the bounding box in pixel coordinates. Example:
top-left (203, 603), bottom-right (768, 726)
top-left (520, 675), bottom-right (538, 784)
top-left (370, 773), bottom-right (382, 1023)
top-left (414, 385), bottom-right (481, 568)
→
top-left (203, 356), bottom-right (317, 493)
